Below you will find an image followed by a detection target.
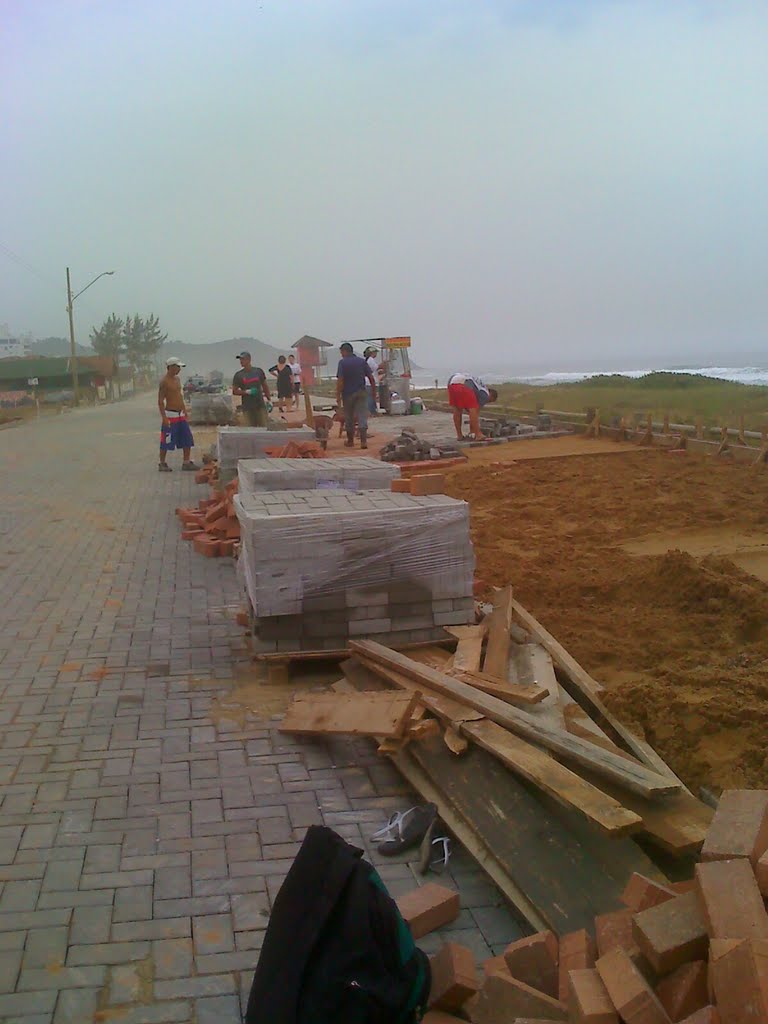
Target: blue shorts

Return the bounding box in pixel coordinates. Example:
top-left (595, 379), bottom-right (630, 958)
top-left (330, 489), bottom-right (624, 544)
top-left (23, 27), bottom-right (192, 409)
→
top-left (160, 416), bottom-right (194, 452)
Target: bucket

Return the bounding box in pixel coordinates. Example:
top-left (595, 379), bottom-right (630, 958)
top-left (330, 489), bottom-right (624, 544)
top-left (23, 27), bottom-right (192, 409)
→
top-left (410, 397), bottom-right (424, 415)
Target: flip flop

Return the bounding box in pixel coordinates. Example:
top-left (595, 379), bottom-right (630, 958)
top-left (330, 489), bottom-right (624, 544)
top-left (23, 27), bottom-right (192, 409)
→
top-left (371, 803), bottom-right (438, 856)
top-left (417, 819), bottom-right (452, 875)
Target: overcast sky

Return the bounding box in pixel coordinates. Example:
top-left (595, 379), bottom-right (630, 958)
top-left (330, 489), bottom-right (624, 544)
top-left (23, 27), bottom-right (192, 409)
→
top-left (2, 0), bottom-right (767, 369)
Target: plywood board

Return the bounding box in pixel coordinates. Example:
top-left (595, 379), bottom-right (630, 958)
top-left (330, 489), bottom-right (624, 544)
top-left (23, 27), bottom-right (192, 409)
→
top-left (280, 691), bottom-right (418, 738)
top-left (447, 624), bottom-right (486, 673)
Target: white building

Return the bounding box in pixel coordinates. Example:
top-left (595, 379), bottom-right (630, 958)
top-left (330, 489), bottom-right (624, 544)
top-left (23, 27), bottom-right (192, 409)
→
top-left (0, 327), bottom-right (31, 359)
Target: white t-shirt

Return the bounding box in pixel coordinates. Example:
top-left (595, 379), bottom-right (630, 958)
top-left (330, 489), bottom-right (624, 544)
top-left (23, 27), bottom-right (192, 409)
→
top-left (289, 362), bottom-right (302, 381)
top-left (448, 373), bottom-right (491, 404)
top-left (366, 356), bottom-right (379, 387)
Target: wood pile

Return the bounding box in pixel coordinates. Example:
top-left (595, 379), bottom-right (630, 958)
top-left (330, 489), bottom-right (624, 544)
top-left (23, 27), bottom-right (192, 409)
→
top-left (274, 586), bottom-right (765, 1017)
top-left (174, 477), bottom-right (241, 558)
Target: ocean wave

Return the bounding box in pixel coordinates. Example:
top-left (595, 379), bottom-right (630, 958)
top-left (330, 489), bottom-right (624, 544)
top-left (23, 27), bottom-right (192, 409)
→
top-left (412, 366), bottom-right (768, 388)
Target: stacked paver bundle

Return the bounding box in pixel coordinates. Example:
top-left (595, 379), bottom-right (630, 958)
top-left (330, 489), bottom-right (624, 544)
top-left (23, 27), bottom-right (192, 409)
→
top-left (237, 456), bottom-right (400, 495)
top-left (216, 426), bottom-right (316, 470)
top-left (234, 490), bottom-right (475, 652)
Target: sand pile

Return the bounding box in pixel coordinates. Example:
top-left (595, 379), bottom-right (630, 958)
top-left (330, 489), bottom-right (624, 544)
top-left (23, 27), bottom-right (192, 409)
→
top-left (445, 448), bottom-right (768, 790)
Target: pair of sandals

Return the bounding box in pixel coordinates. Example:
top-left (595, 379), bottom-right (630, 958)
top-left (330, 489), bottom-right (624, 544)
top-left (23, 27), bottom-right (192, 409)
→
top-left (370, 802), bottom-right (451, 874)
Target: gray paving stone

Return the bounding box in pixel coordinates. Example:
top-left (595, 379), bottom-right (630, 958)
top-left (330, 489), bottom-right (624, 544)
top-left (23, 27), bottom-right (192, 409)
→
top-left (23, 926), bottom-right (69, 969)
top-left (152, 938), bottom-right (193, 979)
top-left (195, 993), bottom-right (243, 1023)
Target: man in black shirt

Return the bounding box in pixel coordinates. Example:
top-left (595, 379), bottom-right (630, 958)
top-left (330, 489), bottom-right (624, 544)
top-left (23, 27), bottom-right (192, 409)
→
top-left (233, 351), bottom-right (271, 427)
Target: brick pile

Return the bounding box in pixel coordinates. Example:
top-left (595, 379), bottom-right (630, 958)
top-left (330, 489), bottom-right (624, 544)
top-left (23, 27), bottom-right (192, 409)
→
top-left (175, 477), bottom-right (241, 558)
top-left (379, 429), bottom-right (463, 463)
top-left (238, 456), bottom-right (400, 495)
top-left (234, 489), bottom-right (476, 653)
top-left (414, 788), bottom-right (768, 1023)
top-left (263, 440), bottom-right (324, 458)
top-left (216, 426), bottom-right (316, 472)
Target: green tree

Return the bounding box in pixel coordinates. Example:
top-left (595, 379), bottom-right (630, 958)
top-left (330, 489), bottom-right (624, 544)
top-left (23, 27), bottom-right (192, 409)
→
top-left (123, 314), bottom-right (168, 383)
top-left (90, 314), bottom-right (124, 361)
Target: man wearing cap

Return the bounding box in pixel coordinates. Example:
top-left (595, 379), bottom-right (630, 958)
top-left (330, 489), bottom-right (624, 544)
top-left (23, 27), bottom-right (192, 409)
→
top-left (233, 351), bottom-right (271, 427)
top-left (158, 358), bottom-right (198, 472)
top-left (336, 343), bottom-right (376, 449)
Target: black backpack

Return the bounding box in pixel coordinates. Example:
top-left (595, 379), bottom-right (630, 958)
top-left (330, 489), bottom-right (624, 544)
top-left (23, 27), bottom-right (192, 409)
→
top-left (245, 825), bottom-right (431, 1024)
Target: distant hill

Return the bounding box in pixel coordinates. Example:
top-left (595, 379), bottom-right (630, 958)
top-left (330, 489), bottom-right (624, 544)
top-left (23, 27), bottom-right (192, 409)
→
top-left (162, 337), bottom-right (286, 377)
top-left (31, 337), bottom-right (92, 356)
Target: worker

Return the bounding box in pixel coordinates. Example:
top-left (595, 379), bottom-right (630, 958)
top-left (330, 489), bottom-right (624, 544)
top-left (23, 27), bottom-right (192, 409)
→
top-left (363, 345), bottom-right (380, 416)
top-left (158, 357), bottom-right (199, 472)
top-left (336, 342), bottom-right (376, 449)
top-left (447, 373), bottom-right (498, 440)
top-left (268, 355), bottom-right (294, 415)
top-left (233, 351), bottom-right (271, 427)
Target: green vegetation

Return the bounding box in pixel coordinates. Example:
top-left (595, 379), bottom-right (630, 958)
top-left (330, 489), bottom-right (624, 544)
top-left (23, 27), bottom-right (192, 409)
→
top-left (423, 372), bottom-right (768, 431)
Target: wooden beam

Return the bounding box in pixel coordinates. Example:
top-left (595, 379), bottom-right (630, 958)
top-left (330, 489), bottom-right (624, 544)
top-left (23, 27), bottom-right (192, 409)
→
top-left (483, 586), bottom-right (513, 681)
top-left (280, 691), bottom-right (419, 738)
top-left (462, 720), bottom-right (643, 838)
top-left (509, 598), bottom-right (689, 791)
top-left (351, 641), bottom-right (679, 799)
top-left (357, 658), bottom-right (485, 726)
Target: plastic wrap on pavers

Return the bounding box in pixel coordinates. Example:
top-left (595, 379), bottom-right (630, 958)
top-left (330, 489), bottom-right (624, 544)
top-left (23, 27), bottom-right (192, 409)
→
top-left (188, 394), bottom-right (236, 426)
top-left (237, 456), bottom-right (400, 495)
top-left (217, 426), bottom-right (316, 468)
top-left (234, 489), bottom-right (476, 652)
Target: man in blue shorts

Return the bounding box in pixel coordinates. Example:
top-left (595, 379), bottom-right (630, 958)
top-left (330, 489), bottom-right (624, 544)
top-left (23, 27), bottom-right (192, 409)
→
top-left (158, 357), bottom-right (199, 472)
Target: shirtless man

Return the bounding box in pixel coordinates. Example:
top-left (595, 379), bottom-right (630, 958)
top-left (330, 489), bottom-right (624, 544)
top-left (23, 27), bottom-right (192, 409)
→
top-left (158, 357), bottom-right (199, 472)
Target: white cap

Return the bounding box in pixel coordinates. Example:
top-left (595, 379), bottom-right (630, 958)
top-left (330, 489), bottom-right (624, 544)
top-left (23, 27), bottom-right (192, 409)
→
top-left (166, 357), bottom-right (186, 367)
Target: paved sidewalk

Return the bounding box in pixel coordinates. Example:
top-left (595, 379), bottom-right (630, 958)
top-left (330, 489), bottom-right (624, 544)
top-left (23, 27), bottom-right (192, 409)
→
top-left (0, 394), bottom-right (518, 1022)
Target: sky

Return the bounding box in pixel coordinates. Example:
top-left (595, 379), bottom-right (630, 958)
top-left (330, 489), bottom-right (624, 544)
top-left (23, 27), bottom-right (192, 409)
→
top-left (2, 0), bottom-right (767, 370)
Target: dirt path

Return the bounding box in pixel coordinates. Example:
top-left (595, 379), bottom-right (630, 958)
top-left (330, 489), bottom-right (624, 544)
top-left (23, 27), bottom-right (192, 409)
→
top-left (445, 442), bottom-right (768, 792)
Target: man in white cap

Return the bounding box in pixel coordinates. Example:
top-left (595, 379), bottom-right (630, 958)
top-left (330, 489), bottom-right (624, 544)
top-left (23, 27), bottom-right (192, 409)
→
top-left (158, 357), bottom-right (198, 472)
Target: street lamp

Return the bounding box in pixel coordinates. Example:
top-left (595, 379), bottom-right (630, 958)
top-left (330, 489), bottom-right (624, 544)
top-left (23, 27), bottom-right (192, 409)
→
top-left (66, 267), bottom-right (115, 406)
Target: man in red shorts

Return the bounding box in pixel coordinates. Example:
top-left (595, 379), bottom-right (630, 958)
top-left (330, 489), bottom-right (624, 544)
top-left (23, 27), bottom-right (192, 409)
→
top-left (447, 373), bottom-right (498, 440)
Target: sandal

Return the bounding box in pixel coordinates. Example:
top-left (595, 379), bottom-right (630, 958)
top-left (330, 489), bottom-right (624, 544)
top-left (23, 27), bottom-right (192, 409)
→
top-left (417, 818), bottom-right (451, 874)
top-left (371, 803), bottom-right (438, 856)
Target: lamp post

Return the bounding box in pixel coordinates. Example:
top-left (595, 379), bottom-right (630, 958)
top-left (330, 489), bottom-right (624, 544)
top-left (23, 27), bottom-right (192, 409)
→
top-left (66, 267), bottom-right (115, 406)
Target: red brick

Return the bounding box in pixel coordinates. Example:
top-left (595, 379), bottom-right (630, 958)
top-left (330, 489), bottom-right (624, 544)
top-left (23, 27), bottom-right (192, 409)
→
top-left (464, 971), bottom-right (567, 1022)
top-left (203, 501), bottom-right (227, 524)
top-left (632, 891), bottom-right (709, 974)
top-left (622, 873), bottom-right (678, 913)
top-left (391, 478), bottom-right (412, 493)
top-left (192, 536), bottom-right (221, 557)
top-left (194, 471), bottom-right (209, 483)
top-left (559, 929), bottom-right (597, 1000)
top-left (708, 938), bottom-right (768, 1023)
top-left (482, 954), bottom-right (510, 978)
top-left (198, 497), bottom-right (218, 509)
top-left (396, 883), bottom-right (459, 939)
top-left (218, 539), bottom-right (236, 557)
top-left (568, 968), bottom-right (618, 1023)
top-left (655, 961), bottom-right (708, 1022)
top-left (596, 909), bottom-right (639, 958)
top-left (236, 611), bottom-right (250, 627)
top-left (695, 859), bottom-right (768, 940)
top-left (669, 881), bottom-right (695, 896)
top-left (595, 948), bottom-right (670, 1024)
top-left (181, 528), bottom-right (205, 541)
top-left (701, 790), bottom-right (768, 867)
top-left (411, 473), bottom-right (446, 496)
top-left (502, 930), bottom-right (558, 997)
top-left (677, 1010), bottom-right (719, 1024)
top-left (224, 518), bottom-right (241, 539)
top-left (429, 942), bottom-right (478, 1012)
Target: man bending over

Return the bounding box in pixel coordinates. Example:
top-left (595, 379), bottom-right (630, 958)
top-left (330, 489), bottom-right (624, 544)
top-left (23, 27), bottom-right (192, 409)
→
top-left (447, 373), bottom-right (498, 440)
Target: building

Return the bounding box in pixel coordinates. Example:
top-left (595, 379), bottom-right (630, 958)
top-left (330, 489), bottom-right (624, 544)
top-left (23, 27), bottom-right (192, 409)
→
top-left (0, 331), bottom-right (30, 359)
top-left (0, 356), bottom-right (118, 399)
top-left (291, 335), bottom-right (332, 387)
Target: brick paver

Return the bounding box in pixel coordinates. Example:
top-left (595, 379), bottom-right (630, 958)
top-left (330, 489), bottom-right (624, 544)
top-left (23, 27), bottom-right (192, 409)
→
top-left (0, 394), bottom-right (519, 1021)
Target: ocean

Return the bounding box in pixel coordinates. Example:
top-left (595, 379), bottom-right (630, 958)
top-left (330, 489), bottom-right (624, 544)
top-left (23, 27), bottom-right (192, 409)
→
top-left (411, 365), bottom-right (768, 389)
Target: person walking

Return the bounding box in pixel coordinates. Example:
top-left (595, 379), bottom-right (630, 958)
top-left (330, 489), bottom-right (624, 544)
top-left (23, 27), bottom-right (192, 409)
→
top-left (447, 373), bottom-right (498, 440)
top-left (336, 342), bottom-right (376, 449)
top-left (288, 354), bottom-right (302, 410)
top-left (269, 356), bottom-right (294, 415)
top-left (233, 351), bottom-right (271, 427)
top-left (158, 357), bottom-right (199, 472)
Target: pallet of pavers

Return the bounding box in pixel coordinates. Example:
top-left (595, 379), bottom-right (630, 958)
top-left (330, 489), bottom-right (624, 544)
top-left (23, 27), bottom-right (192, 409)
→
top-left (234, 489), bottom-right (475, 653)
top-left (216, 425), bottom-right (316, 472)
top-left (237, 455), bottom-right (400, 495)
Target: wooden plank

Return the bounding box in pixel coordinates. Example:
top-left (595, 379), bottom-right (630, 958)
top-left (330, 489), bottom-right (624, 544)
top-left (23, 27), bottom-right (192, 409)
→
top-left (399, 734), bottom-right (667, 935)
top-left (484, 586), bottom-right (513, 681)
top-left (447, 624), bottom-right (486, 673)
top-left (449, 668), bottom-right (548, 706)
top-left (461, 720), bottom-right (643, 838)
top-left (512, 643), bottom-right (567, 730)
top-left (356, 657), bottom-right (485, 726)
top-left (509, 598), bottom-right (690, 790)
top-left (280, 691), bottom-right (419, 738)
top-left (352, 641), bottom-right (680, 799)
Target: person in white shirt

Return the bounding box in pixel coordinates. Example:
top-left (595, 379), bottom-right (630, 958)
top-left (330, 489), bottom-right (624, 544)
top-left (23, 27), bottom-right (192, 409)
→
top-left (447, 373), bottom-right (498, 440)
top-left (287, 354), bottom-right (302, 410)
top-left (364, 346), bottom-right (380, 416)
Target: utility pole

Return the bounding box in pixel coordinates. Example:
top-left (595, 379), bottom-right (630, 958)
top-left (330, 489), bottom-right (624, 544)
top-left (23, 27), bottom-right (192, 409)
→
top-left (66, 267), bottom-right (80, 406)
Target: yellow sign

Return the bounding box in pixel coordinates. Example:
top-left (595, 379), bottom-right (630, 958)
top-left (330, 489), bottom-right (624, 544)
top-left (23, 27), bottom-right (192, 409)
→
top-left (385, 336), bottom-right (411, 348)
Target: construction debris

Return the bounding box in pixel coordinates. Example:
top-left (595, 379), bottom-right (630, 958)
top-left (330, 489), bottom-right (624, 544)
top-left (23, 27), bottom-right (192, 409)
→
top-left (216, 425), bottom-right (316, 473)
top-left (379, 429), bottom-right (464, 463)
top-left (174, 477), bottom-right (240, 558)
